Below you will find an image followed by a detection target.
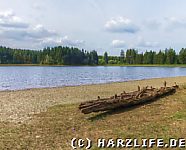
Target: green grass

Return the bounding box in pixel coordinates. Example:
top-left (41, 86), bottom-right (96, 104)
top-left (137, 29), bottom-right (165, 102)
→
top-left (1, 63), bottom-right (186, 67)
top-left (0, 89), bottom-right (186, 149)
top-left (0, 64), bottom-right (66, 67)
top-left (172, 111), bottom-right (186, 120)
top-left (103, 64), bottom-right (186, 67)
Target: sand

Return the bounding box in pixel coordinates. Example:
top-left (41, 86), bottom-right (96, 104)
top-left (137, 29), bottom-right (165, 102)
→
top-left (0, 76), bottom-right (186, 123)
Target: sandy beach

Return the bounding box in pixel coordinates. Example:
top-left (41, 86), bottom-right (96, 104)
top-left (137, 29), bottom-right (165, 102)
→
top-left (1, 76), bottom-right (186, 123)
top-left (0, 76), bottom-right (186, 150)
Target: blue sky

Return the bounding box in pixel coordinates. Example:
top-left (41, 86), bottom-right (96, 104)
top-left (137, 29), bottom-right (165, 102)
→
top-left (0, 0), bottom-right (186, 55)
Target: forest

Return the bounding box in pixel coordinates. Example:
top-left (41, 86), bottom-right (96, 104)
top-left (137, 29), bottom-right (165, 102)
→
top-left (0, 45), bottom-right (186, 65)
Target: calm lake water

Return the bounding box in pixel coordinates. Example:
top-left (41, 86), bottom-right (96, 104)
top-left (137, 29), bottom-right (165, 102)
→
top-left (0, 66), bottom-right (186, 91)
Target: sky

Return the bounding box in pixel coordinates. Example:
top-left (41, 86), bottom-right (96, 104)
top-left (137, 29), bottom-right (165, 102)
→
top-left (0, 0), bottom-right (186, 55)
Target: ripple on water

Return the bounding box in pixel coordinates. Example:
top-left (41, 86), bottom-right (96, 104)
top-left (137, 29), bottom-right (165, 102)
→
top-left (0, 66), bottom-right (186, 91)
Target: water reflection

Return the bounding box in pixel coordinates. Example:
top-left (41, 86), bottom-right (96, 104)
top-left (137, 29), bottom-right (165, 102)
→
top-left (0, 66), bottom-right (186, 91)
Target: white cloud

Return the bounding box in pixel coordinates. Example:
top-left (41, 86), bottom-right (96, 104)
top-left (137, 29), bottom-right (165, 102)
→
top-left (165, 17), bottom-right (186, 30)
top-left (0, 10), bottom-right (85, 48)
top-left (0, 25), bottom-right (57, 41)
top-left (105, 16), bottom-right (139, 33)
top-left (1, 1), bottom-right (186, 55)
top-left (32, 3), bottom-right (42, 10)
top-left (61, 36), bottom-right (85, 47)
top-left (0, 29), bottom-right (28, 41)
top-left (144, 19), bottom-right (161, 30)
top-left (41, 36), bottom-right (85, 47)
top-left (0, 10), bottom-right (14, 18)
top-left (144, 17), bottom-right (186, 31)
top-left (137, 37), bottom-right (159, 48)
top-left (0, 10), bottom-right (29, 28)
top-left (111, 40), bottom-right (126, 48)
top-left (27, 24), bottom-right (57, 39)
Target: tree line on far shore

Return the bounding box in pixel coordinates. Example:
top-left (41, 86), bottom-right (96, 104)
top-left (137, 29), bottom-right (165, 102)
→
top-left (0, 46), bottom-right (98, 65)
top-left (0, 45), bottom-right (186, 65)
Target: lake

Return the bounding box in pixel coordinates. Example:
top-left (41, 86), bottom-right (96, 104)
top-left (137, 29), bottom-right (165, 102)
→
top-left (0, 66), bottom-right (186, 91)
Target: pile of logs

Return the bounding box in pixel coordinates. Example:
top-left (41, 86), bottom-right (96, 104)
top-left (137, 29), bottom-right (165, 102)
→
top-left (79, 82), bottom-right (178, 114)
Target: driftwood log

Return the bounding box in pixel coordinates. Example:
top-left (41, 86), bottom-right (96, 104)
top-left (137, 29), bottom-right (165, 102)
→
top-left (79, 83), bottom-right (178, 114)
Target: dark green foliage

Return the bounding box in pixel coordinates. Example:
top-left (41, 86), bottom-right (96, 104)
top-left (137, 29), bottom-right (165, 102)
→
top-left (165, 48), bottom-right (176, 64)
top-left (155, 50), bottom-right (165, 64)
top-left (0, 46), bottom-right (41, 64)
top-left (0, 46), bottom-right (98, 65)
top-left (143, 50), bottom-right (156, 64)
top-left (179, 48), bottom-right (186, 64)
top-left (135, 53), bottom-right (143, 64)
top-left (107, 48), bottom-right (183, 65)
top-left (126, 49), bottom-right (137, 64)
top-left (120, 50), bottom-right (125, 63)
top-left (104, 52), bottom-right (108, 64)
top-left (0, 46), bottom-right (186, 65)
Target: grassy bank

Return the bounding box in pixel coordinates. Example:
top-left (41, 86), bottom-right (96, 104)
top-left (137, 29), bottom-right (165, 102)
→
top-left (103, 64), bottom-right (186, 67)
top-left (0, 88), bottom-right (186, 149)
top-left (1, 64), bottom-right (186, 67)
top-left (0, 77), bottom-right (186, 149)
top-left (0, 64), bottom-right (66, 67)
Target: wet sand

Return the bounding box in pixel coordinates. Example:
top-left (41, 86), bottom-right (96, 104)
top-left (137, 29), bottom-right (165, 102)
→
top-left (0, 76), bottom-right (186, 122)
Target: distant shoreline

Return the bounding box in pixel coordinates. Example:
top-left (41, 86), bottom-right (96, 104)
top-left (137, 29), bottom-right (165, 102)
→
top-left (1, 64), bottom-right (186, 67)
